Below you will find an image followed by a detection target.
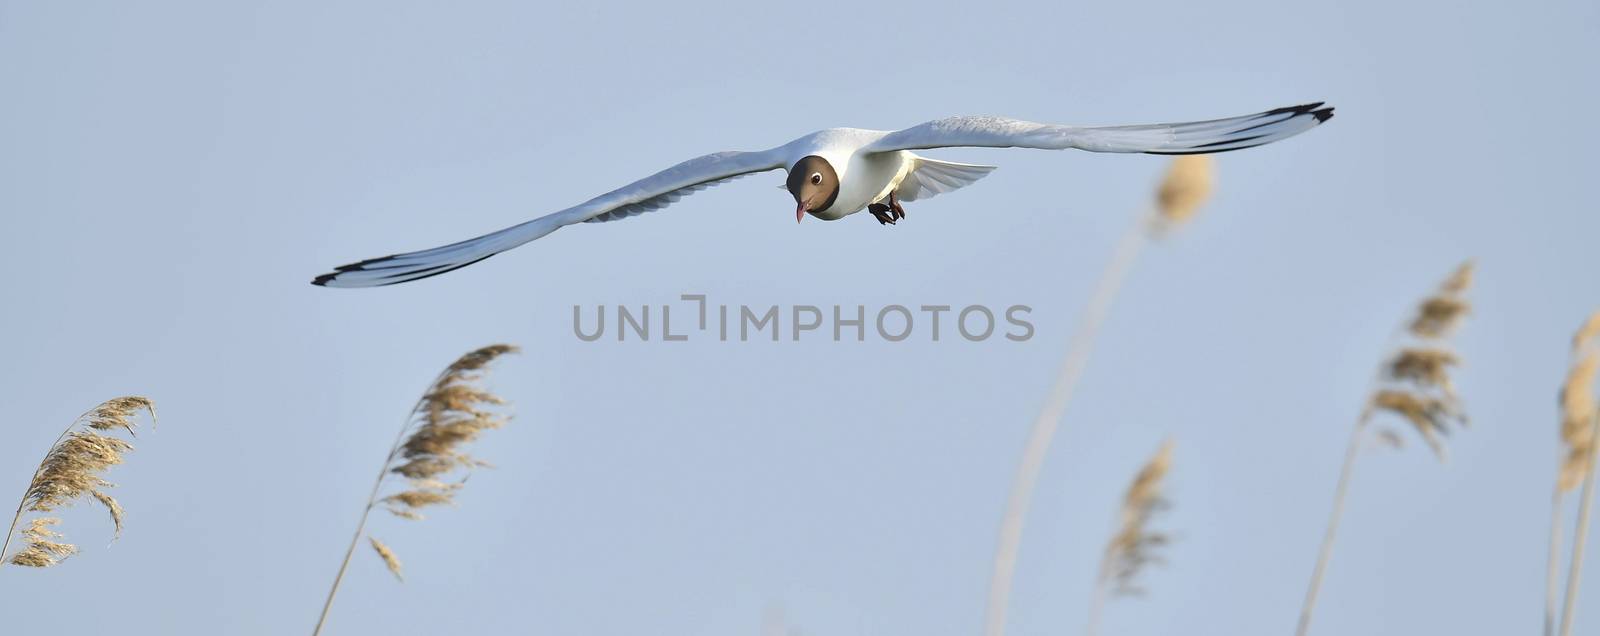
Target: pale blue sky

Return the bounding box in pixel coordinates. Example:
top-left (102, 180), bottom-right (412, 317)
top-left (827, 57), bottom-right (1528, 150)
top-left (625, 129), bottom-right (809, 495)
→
top-left (2, 1), bottom-right (1597, 634)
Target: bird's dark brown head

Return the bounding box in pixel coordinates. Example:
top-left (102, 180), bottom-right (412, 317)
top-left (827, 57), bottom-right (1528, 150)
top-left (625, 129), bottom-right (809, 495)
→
top-left (786, 155), bottom-right (839, 222)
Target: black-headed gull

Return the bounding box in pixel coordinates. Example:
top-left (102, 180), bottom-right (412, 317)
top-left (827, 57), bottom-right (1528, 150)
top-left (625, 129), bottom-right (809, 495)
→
top-left (313, 102), bottom-right (1332, 287)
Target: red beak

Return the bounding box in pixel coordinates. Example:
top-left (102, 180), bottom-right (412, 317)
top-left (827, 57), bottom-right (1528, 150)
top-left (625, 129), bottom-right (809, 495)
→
top-left (796, 200), bottom-right (808, 223)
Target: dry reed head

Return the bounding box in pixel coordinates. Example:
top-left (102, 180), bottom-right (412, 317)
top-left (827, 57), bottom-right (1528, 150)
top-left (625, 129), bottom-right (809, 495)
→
top-left (1558, 311), bottom-right (1600, 491)
top-left (1407, 262), bottom-right (1473, 338)
top-left (1369, 262), bottom-right (1473, 459)
top-left (1572, 312), bottom-right (1600, 351)
top-left (384, 344), bottom-right (516, 517)
top-left (9, 518), bottom-right (76, 568)
top-left (1150, 155), bottom-right (1215, 236)
top-left (370, 344), bottom-right (516, 576)
top-left (1385, 348), bottom-right (1461, 397)
top-left (369, 536), bottom-right (403, 581)
top-left (1370, 389), bottom-right (1463, 458)
top-left (6, 396), bottom-right (155, 567)
top-left (1100, 440), bottom-right (1174, 597)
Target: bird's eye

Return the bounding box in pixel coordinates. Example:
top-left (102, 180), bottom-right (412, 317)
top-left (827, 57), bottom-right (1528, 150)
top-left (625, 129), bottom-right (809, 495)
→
top-left (810, 173), bottom-right (823, 185)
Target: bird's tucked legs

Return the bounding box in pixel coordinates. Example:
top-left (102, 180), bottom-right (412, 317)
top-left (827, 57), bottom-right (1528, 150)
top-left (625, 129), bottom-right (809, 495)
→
top-left (867, 191), bottom-right (908, 226)
top-left (868, 203), bottom-right (895, 225)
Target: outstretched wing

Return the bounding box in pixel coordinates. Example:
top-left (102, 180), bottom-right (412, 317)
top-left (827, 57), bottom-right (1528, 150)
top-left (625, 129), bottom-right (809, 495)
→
top-left (865, 102), bottom-right (1333, 156)
top-left (896, 156), bottom-right (998, 202)
top-left (313, 149), bottom-right (786, 288)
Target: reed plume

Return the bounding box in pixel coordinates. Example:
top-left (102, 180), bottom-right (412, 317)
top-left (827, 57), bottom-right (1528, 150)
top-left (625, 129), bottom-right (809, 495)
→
top-left (1085, 441), bottom-right (1174, 636)
top-left (369, 537), bottom-right (403, 581)
top-left (985, 156), bottom-right (1213, 636)
top-left (1295, 261), bottom-right (1473, 636)
top-left (1558, 313), bottom-right (1600, 490)
top-left (312, 344), bottom-right (517, 636)
top-left (1548, 311), bottom-right (1600, 636)
top-left (2, 396), bottom-right (156, 568)
top-left (1150, 156), bottom-right (1216, 236)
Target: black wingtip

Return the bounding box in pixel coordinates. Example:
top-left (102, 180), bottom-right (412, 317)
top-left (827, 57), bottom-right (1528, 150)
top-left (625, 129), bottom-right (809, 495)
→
top-left (307, 252), bottom-right (496, 288)
top-left (1265, 101), bottom-right (1325, 116)
top-left (1262, 101), bottom-right (1336, 125)
top-left (310, 252), bottom-right (406, 287)
top-left (1267, 100), bottom-right (1318, 114)
top-left (1144, 101), bottom-right (1337, 156)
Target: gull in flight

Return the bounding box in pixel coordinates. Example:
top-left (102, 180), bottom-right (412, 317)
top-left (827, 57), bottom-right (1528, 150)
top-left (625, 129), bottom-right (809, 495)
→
top-left (313, 102), bottom-right (1333, 287)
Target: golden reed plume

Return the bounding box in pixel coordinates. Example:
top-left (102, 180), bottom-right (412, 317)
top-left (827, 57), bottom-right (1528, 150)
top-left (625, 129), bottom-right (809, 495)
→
top-left (1296, 262), bottom-right (1473, 636)
top-left (368, 537), bottom-right (403, 582)
top-left (1086, 441), bottom-right (1174, 636)
top-left (312, 344), bottom-right (517, 635)
top-left (985, 157), bottom-right (1212, 636)
top-left (1548, 312), bottom-right (1600, 636)
top-left (1559, 313), bottom-right (1600, 490)
top-left (2, 396), bottom-right (156, 568)
top-left (1150, 155), bottom-right (1216, 236)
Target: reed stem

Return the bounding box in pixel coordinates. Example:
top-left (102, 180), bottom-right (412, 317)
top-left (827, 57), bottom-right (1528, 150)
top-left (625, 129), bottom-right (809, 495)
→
top-left (1295, 407), bottom-right (1372, 636)
top-left (1558, 410), bottom-right (1600, 636)
top-left (1083, 560), bottom-right (1111, 636)
top-left (983, 213), bottom-right (1148, 636)
top-left (1546, 453), bottom-right (1566, 636)
top-left (311, 374), bottom-right (442, 636)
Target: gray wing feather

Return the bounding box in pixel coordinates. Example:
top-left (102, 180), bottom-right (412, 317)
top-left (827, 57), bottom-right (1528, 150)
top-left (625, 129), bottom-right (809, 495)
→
top-left (867, 103), bottom-right (1333, 155)
top-left (313, 149), bottom-right (784, 287)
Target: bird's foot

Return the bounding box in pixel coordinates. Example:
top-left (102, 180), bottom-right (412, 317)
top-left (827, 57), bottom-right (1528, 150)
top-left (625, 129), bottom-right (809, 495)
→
top-left (869, 192), bottom-right (908, 226)
top-left (889, 191), bottom-right (906, 221)
top-left (868, 203), bottom-right (897, 225)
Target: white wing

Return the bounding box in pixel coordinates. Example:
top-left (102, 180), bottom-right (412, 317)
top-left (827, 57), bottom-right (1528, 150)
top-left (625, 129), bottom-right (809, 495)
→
top-left (896, 156), bottom-right (998, 202)
top-left (865, 102), bottom-right (1333, 155)
top-left (313, 149), bottom-right (786, 287)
